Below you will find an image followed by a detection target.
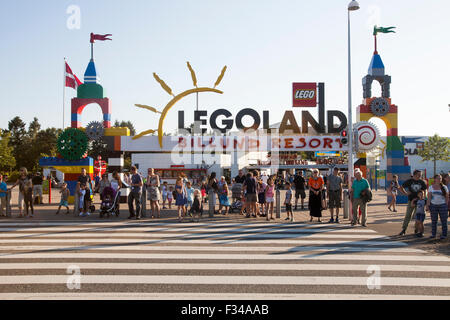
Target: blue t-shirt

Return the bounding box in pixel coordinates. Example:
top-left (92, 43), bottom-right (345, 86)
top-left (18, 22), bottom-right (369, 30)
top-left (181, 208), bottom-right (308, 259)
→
top-left (186, 187), bottom-right (194, 202)
top-left (0, 182), bottom-right (7, 198)
top-left (352, 178), bottom-right (370, 199)
top-left (131, 174), bottom-right (142, 193)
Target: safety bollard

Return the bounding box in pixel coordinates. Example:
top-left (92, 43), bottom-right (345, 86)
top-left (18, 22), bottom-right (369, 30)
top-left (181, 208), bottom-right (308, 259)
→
top-left (6, 190), bottom-right (12, 217)
top-left (208, 192), bottom-right (215, 217)
top-left (343, 189), bottom-right (349, 220)
top-left (276, 189), bottom-right (281, 219)
top-left (141, 186), bottom-right (147, 218)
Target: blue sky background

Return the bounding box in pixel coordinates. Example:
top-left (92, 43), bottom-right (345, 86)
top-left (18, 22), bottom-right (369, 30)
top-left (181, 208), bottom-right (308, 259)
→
top-left (1, 0), bottom-right (449, 137)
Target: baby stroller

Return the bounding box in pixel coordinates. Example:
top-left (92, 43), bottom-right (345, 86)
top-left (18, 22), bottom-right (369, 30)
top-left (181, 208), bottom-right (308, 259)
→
top-left (100, 187), bottom-right (121, 218)
top-left (230, 183), bottom-right (243, 214)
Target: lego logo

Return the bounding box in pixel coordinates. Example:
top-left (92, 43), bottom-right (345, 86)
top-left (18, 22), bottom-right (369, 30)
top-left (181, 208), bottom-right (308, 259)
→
top-left (295, 90), bottom-right (315, 99)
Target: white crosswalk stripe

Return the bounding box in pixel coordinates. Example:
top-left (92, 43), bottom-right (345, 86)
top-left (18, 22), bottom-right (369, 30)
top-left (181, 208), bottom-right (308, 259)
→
top-left (0, 221), bottom-right (449, 300)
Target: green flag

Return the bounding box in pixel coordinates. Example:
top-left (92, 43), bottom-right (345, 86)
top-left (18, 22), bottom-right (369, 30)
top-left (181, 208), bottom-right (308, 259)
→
top-left (373, 26), bottom-right (396, 36)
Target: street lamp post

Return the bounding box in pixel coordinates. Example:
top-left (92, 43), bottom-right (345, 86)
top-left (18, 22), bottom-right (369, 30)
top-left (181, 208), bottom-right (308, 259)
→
top-left (347, 0), bottom-right (359, 198)
top-left (347, 0), bottom-right (359, 221)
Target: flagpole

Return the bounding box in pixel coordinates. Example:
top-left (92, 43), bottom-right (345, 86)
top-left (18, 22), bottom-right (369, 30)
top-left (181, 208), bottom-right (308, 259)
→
top-left (63, 57), bottom-right (66, 129)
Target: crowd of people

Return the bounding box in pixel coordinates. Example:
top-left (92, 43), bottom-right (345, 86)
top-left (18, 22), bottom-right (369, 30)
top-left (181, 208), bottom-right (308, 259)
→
top-left (0, 166), bottom-right (448, 239)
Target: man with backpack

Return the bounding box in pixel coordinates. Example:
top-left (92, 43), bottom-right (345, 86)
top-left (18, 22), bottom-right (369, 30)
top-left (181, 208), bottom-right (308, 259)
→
top-left (350, 169), bottom-right (371, 227)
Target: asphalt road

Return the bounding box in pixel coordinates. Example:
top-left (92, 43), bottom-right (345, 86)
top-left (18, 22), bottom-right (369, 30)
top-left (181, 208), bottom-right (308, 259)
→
top-left (0, 188), bottom-right (448, 300)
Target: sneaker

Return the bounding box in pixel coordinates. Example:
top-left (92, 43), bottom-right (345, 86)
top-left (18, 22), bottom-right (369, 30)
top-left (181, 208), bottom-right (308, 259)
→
top-left (361, 224), bottom-right (367, 227)
top-left (301, 206), bottom-right (305, 210)
top-left (335, 218), bottom-right (340, 224)
top-left (415, 233), bottom-right (423, 238)
top-left (429, 235), bottom-right (436, 239)
top-left (328, 218), bottom-right (334, 223)
top-left (393, 209), bottom-right (398, 212)
top-left (245, 214), bottom-right (251, 218)
top-left (440, 236), bottom-right (447, 240)
top-left (285, 217), bottom-right (290, 221)
top-left (291, 217), bottom-right (295, 222)
top-left (398, 230), bottom-right (406, 236)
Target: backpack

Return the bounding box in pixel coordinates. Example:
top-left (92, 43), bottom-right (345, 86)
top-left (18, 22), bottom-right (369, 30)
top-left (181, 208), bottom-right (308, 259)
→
top-left (360, 188), bottom-right (373, 203)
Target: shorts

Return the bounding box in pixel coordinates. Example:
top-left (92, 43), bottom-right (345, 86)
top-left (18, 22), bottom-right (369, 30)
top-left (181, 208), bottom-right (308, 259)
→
top-left (295, 189), bottom-right (306, 199)
top-left (187, 199), bottom-right (193, 208)
top-left (246, 193), bottom-right (257, 203)
top-left (258, 192), bottom-right (265, 204)
top-left (266, 196), bottom-right (274, 203)
top-left (415, 213), bottom-right (426, 223)
top-left (162, 193), bottom-right (167, 201)
top-left (285, 204), bottom-right (292, 212)
top-left (59, 199), bottom-right (69, 207)
top-left (328, 190), bottom-right (341, 209)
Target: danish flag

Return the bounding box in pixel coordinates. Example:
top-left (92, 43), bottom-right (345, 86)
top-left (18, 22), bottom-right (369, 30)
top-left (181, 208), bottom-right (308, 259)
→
top-left (65, 62), bottom-right (83, 90)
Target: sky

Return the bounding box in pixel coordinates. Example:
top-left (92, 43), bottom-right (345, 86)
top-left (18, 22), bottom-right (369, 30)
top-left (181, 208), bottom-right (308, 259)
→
top-left (1, 0), bottom-right (449, 138)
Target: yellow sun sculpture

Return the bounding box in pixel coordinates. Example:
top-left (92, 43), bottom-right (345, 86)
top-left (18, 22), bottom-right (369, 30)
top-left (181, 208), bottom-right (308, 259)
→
top-left (133, 62), bottom-right (227, 148)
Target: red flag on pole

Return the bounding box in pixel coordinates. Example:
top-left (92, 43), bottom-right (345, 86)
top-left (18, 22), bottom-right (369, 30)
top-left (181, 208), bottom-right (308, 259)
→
top-left (90, 33), bottom-right (112, 43)
top-left (65, 62), bottom-right (82, 90)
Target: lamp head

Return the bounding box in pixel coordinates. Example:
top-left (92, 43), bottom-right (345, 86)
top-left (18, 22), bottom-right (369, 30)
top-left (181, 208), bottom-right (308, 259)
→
top-left (348, 0), bottom-right (360, 11)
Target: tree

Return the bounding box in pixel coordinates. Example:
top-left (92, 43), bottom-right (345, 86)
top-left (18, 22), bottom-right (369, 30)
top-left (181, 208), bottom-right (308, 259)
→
top-left (7, 116), bottom-right (32, 170)
top-left (7, 116), bottom-right (27, 149)
top-left (32, 128), bottom-right (62, 165)
top-left (114, 120), bottom-right (136, 136)
top-left (28, 117), bottom-right (41, 140)
top-left (418, 134), bottom-right (450, 176)
top-left (88, 138), bottom-right (108, 160)
top-left (0, 131), bottom-right (16, 173)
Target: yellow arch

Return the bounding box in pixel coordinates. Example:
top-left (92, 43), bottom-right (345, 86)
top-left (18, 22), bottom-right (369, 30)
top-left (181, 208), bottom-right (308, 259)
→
top-left (158, 87), bottom-right (223, 147)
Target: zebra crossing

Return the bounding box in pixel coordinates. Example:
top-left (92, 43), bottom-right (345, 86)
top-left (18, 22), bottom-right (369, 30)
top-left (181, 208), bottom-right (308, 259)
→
top-left (0, 220), bottom-right (449, 300)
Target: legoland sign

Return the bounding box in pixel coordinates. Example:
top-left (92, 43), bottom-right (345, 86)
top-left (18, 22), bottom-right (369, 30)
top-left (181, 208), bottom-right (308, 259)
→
top-left (178, 83), bottom-right (347, 136)
top-left (129, 81), bottom-right (348, 152)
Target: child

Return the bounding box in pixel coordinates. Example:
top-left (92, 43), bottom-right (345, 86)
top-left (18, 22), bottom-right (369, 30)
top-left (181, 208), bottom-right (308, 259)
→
top-left (190, 189), bottom-right (203, 222)
top-left (78, 183), bottom-right (89, 217)
top-left (265, 177), bottom-right (275, 221)
top-left (257, 179), bottom-right (267, 217)
top-left (161, 181), bottom-right (168, 209)
top-left (23, 178), bottom-right (34, 218)
top-left (175, 178), bottom-right (187, 222)
top-left (84, 184), bottom-right (92, 216)
top-left (186, 181), bottom-right (194, 214)
top-left (285, 182), bottom-right (294, 222)
top-left (201, 182), bottom-right (207, 204)
top-left (167, 186), bottom-right (174, 209)
top-left (56, 183), bottom-right (70, 214)
top-left (413, 190), bottom-right (426, 238)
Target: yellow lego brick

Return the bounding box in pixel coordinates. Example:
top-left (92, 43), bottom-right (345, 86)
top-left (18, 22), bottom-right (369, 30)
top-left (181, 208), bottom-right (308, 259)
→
top-left (52, 166), bottom-right (94, 174)
top-left (104, 127), bottom-right (130, 137)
